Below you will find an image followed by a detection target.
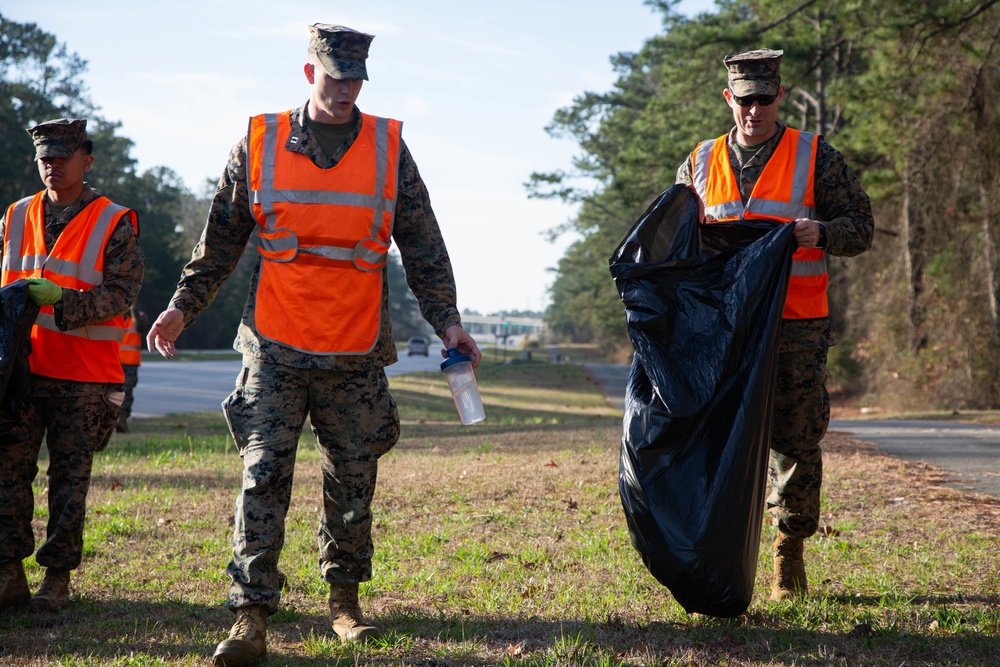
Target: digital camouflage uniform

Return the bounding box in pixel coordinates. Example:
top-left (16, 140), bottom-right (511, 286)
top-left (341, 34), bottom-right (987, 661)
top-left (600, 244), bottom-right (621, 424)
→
top-left (168, 103), bottom-right (461, 613)
top-left (677, 121), bottom-right (874, 538)
top-left (0, 184), bottom-right (144, 571)
top-left (120, 363), bottom-right (139, 422)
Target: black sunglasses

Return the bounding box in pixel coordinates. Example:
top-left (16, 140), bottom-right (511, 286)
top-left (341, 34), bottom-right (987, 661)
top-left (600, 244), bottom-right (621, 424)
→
top-left (731, 93), bottom-right (778, 107)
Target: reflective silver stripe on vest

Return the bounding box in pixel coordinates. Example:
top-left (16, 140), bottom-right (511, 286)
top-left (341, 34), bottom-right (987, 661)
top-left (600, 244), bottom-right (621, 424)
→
top-left (258, 189), bottom-right (395, 209)
top-left (371, 116), bottom-right (390, 238)
top-left (256, 113), bottom-right (280, 231)
top-left (745, 198), bottom-right (815, 220)
top-left (34, 312), bottom-right (125, 341)
top-left (1, 197), bottom-right (41, 272)
top-left (705, 200), bottom-right (744, 220)
top-left (691, 139), bottom-right (715, 203)
top-left (258, 233), bottom-right (298, 254)
top-left (249, 113), bottom-right (401, 263)
top-left (791, 257), bottom-right (827, 276)
top-left (300, 245), bottom-right (354, 261)
top-left (790, 130), bottom-right (814, 205)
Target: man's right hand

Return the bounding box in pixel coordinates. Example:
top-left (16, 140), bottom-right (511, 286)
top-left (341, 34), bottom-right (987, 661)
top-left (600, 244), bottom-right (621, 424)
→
top-left (146, 307), bottom-right (185, 358)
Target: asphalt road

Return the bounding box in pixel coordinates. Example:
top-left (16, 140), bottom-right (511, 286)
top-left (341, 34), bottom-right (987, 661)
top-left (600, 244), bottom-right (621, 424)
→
top-left (584, 363), bottom-right (1000, 498)
top-left (130, 346), bottom-right (448, 419)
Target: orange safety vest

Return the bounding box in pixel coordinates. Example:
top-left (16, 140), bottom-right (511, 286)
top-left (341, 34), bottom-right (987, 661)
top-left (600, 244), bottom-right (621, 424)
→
top-left (247, 110), bottom-right (403, 354)
top-left (120, 315), bottom-right (142, 366)
top-left (1, 192), bottom-right (138, 382)
top-left (690, 128), bottom-right (828, 319)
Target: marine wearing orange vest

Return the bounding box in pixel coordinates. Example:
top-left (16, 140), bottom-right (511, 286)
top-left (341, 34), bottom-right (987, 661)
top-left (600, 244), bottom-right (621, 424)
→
top-left (1, 191), bottom-right (138, 383)
top-left (0, 117), bottom-right (144, 614)
top-left (119, 315), bottom-right (142, 366)
top-left (690, 127), bottom-right (827, 320)
top-left (247, 110), bottom-right (402, 355)
top-left (676, 49), bottom-right (874, 607)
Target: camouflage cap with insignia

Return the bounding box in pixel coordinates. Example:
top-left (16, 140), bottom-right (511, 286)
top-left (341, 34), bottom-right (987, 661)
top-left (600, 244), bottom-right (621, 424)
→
top-left (724, 49), bottom-right (783, 96)
top-left (27, 118), bottom-right (88, 160)
top-left (309, 23), bottom-right (374, 81)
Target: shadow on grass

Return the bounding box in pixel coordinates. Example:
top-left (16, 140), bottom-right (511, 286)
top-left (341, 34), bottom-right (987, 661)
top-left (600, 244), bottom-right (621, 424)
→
top-left (2, 601), bottom-right (995, 665)
top-left (88, 469), bottom-right (241, 493)
top-left (0, 598), bottom-right (226, 663)
top-left (827, 592), bottom-right (1000, 606)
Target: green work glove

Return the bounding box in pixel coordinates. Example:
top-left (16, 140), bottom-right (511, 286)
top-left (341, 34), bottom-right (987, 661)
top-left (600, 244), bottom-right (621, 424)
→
top-left (27, 278), bottom-right (63, 306)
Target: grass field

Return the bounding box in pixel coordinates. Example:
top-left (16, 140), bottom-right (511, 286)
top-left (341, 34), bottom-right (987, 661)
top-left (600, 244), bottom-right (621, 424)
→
top-left (1, 360), bottom-right (998, 666)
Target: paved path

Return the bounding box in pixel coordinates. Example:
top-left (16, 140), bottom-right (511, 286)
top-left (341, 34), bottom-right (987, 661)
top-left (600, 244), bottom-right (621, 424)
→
top-left (131, 347), bottom-right (447, 419)
top-left (827, 419), bottom-right (1000, 497)
top-left (584, 363), bottom-right (1000, 498)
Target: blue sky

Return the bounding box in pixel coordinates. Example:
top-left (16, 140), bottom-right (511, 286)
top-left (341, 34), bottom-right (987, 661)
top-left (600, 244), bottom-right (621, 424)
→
top-left (4, 0), bottom-right (715, 315)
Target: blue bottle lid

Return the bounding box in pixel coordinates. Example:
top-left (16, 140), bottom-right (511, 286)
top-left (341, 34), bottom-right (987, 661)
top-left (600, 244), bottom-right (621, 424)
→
top-left (440, 347), bottom-right (472, 371)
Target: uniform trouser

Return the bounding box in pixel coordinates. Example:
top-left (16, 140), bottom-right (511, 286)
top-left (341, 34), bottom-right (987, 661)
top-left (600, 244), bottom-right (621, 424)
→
top-left (221, 359), bottom-right (400, 614)
top-left (0, 393), bottom-right (119, 570)
top-left (766, 346), bottom-right (830, 540)
top-left (119, 364), bottom-right (139, 422)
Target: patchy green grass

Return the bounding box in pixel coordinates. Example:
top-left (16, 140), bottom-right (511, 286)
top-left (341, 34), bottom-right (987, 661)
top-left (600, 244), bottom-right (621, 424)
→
top-left (1, 361), bottom-right (998, 666)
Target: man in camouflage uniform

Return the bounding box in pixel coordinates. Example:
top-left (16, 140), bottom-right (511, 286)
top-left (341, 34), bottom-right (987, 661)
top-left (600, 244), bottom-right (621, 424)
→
top-left (676, 50), bottom-right (874, 603)
top-left (0, 119), bottom-right (144, 612)
top-left (146, 23), bottom-right (480, 667)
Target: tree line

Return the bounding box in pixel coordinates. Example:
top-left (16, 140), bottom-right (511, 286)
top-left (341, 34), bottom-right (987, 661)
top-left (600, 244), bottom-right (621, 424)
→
top-left (529, 0), bottom-right (1000, 410)
top-left (0, 13), bottom-right (425, 348)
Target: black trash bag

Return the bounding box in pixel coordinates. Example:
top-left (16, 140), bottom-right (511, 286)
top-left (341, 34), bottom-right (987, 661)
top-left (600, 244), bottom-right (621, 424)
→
top-left (0, 279), bottom-right (40, 446)
top-left (609, 184), bottom-right (797, 617)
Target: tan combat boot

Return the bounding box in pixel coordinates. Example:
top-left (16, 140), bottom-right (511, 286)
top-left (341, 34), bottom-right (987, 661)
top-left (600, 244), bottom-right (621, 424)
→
top-left (770, 534), bottom-right (807, 601)
top-left (29, 568), bottom-right (70, 611)
top-left (212, 605), bottom-right (268, 667)
top-left (0, 561), bottom-right (30, 608)
top-left (330, 583), bottom-right (381, 643)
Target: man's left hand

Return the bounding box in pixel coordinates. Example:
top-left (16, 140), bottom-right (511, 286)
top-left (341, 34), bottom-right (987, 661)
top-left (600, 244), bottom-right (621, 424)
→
top-left (793, 218), bottom-right (823, 248)
top-left (27, 278), bottom-right (63, 306)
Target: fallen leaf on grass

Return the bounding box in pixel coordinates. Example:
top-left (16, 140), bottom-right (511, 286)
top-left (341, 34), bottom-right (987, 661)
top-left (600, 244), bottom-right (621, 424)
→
top-left (544, 460), bottom-right (558, 468)
top-left (507, 642), bottom-right (525, 656)
top-left (817, 525), bottom-right (841, 537)
top-left (520, 586), bottom-right (537, 599)
top-left (565, 499), bottom-right (578, 511)
top-left (485, 551), bottom-right (510, 563)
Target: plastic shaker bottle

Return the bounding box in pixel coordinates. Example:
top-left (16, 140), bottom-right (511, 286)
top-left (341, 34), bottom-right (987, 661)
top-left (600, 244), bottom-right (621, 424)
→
top-left (440, 348), bottom-right (486, 425)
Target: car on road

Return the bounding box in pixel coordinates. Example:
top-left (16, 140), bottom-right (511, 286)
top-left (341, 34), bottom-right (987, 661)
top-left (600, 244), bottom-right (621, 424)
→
top-left (407, 336), bottom-right (429, 356)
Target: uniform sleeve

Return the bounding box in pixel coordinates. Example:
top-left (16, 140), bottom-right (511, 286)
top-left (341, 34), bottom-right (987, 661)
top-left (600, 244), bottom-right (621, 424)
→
top-left (168, 137), bottom-right (258, 327)
top-left (390, 139), bottom-right (462, 338)
top-left (814, 139), bottom-right (874, 257)
top-left (676, 155), bottom-right (694, 186)
top-left (57, 215), bottom-right (144, 330)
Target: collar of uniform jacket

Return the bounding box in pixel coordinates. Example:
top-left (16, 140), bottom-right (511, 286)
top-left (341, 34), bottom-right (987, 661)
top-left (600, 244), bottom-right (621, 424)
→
top-left (285, 103), bottom-right (363, 168)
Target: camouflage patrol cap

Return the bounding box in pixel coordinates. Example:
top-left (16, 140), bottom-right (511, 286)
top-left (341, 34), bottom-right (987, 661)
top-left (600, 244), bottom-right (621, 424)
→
top-left (309, 23), bottom-right (373, 80)
top-left (27, 118), bottom-right (88, 159)
top-left (724, 49), bottom-right (783, 96)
